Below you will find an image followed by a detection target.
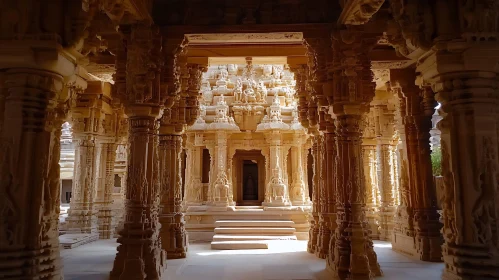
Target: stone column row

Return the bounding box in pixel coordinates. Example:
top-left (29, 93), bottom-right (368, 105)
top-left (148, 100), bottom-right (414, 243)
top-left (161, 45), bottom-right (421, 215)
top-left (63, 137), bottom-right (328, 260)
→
top-left (390, 68), bottom-right (442, 262)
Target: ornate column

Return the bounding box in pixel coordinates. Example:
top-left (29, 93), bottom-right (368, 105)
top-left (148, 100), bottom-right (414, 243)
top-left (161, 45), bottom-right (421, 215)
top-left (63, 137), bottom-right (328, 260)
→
top-left (326, 29), bottom-right (382, 279)
top-left (212, 131), bottom-right (233, 206)
top-left (95, 142), bottom-right (117, 239)
top-left (184, 135), bottom-right (203, 206)
top-left (157, 68), bottom-right (189, 259)
top-left (391, 68), bottom-right (442, 261)
top-left (256, 94), bottom-right (289, 206)
top-left (289, 132), bottom-right (309, 205)
top-left (362, 109), bottom-right (379, 240)
top-left (66, 133), bottom-right (98, 234)
top-left (308, 135), bottom-right (320, 253)
top-left (0, 67), bottom-right (73, 279)
top-left (374, 104), bottom-right (396, 241)
top-left (110, 24), bottom-right (166, 279)
top-left (316, 117), bottom-right (337, 259)
top-left (415, 17), bottom-right (499, 274)
top-left (390, 79), bottom-right (414, 256)
top-left (158, 130), bottom-right (186, 259)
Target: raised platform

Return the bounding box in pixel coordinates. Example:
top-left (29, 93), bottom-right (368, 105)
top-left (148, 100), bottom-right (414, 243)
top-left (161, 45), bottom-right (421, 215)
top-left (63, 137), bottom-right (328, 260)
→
top-left (211, 241), bottom-right (269, 250)
top-left (186, 205), bottom-right (311, 242)
top-left (209, 216), bottom-right (299, 250)
top-left (59, 233), bottom-right (99, 249)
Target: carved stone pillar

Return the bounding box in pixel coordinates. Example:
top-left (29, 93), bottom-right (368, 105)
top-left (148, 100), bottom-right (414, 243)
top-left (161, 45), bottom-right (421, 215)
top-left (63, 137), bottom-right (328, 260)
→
top-left (158, 133), bottom-right (187, 259)
top-left (110, 24), bottom-right (166, 279)
top-left (184, 139), bottom-right (203, 206)
top-left (290, 134), bottom-right (309, 205)
top-left (326, 29), bottom-right (382, 279)
top-left (263, 131), bottom-right (290, 206)
top-left (66, 137), bottom-right (98, 234)
top-left (391, 68), bottom-right (442, 262)
top-left (211, 131), bottom-right (233, 206)
top-left (0, 69), bottom-right (68, 279)
top-left (362, 143), bottom-right (379, 239)
top-left (374, 105), bottom-right (396, 241)
top-left (417, 38), bottom-right (499, 276)
top-left (315, 133), bottom-right (326, 257)
top-left (316, 125), bottom-right (337, 259)
top-left (95, 142), bottom-right (117, 239)
top-left (307, 134), bottom-right (320, 253)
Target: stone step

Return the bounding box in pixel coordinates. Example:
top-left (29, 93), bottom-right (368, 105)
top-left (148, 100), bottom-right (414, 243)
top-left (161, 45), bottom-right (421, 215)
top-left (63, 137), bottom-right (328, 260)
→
top-left (59, 233), bottom-right (99, 249)
top-left (215, 220), bottom-right (295, 227)
top-left (214, 227), bottom-right (296, 235)
top-left (211, 241), bottom-right (268, 250)
top-left (234, 206), bottom-right (264, 209)
top-left (212, 234), bottom-right (297, 241)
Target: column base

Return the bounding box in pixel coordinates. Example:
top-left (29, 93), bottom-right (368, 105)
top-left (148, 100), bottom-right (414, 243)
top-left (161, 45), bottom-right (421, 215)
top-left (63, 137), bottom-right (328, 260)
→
top-left (159, 213), bottom-right (188, 260)
top-left (366, 210), bottom-right (380, 240)
top-left (262, 201), bottom-right (291, 207)
top-left (0, 248), bottom-right (62, 280)
top-left (442, 244), bottom-right (499, 280)
top-left (379, 209), bottom-right (395, 242)
top-left (307, 213), bottom-right (319, 254)
top-left (315, 213), bottom-right (336, 259)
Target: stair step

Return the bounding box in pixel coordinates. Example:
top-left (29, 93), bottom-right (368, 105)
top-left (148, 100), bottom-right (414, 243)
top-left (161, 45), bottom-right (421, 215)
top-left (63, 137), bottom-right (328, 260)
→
top-left (215, 220), bottom-right (295, 227)
top-left (213, 234), bottom-right (297, 241)
top-left (234, 206), bottom-right (264, 209)
top-left (214, 227), bottom-right (296, 234)
top-left (211, 241), bottom-right (268, 250)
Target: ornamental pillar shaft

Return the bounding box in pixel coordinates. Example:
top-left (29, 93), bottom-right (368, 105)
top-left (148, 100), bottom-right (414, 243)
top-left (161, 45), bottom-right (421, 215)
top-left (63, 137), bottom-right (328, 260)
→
top-left (158, 134), bottom-right (187, 259)
top-left (417, 40), bottom-right (499, 277)
top-left (307, 135), bottom-right (320, 253)
top-left (66, 138), bottom-right (98, 234)
top-left (0, 68), bottom-right (66, 279)
top-left (111, 24), bottom-right (166, 280)
top-left (95, 142), bottom-right (117, 239)
top-left (327, 29), bottom-right (382, 279)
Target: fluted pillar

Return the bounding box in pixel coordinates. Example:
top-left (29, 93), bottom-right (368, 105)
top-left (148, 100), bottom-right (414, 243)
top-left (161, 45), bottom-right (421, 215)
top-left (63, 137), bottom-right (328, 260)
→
top-left (158, 133), bottom-right (187, 259)
top-left (0, 68), bottom-right (68, 279)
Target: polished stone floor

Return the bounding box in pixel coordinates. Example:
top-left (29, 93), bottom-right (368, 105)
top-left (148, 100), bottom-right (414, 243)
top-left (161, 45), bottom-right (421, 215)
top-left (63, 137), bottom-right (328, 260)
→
top-left (61, 239), bottom-right (444, 280)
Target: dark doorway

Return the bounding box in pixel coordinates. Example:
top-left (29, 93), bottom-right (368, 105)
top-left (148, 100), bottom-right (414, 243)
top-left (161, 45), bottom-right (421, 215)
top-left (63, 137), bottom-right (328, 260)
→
top-left (243, 160), bottom-right (258, 201)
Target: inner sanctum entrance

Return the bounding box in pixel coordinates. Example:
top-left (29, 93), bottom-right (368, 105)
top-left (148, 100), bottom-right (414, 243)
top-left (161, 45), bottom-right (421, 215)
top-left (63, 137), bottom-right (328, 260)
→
top-left (234, 150), bottom-right (265, 206)
top-left (242, 160), bottom-right (258, 201)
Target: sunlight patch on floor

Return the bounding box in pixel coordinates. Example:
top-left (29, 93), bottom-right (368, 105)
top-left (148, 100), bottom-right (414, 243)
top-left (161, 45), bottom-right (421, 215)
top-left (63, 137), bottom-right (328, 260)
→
top-left (196, 240), bottom-right (308, 256)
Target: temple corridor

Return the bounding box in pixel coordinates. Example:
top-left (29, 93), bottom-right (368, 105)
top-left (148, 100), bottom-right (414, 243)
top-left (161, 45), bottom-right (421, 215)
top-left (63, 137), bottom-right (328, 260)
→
top-left (2, 1), bottom-right (499, 280)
